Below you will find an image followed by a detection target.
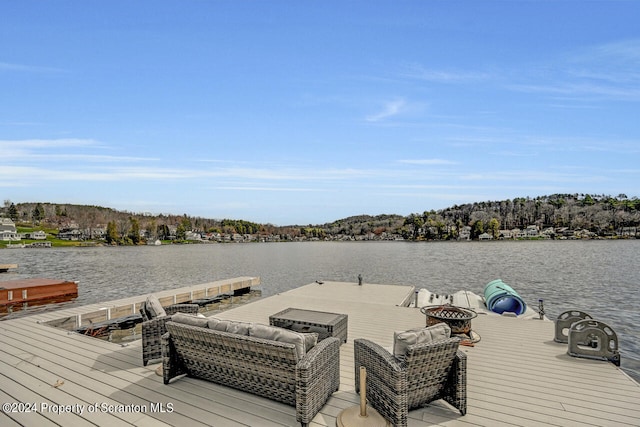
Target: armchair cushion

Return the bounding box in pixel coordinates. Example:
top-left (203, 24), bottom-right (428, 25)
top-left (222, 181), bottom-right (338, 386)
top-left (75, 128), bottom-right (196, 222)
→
top-left (393, 323), bottom-right (451, 361)
top-left (145, 294), bottom-right (166, 318)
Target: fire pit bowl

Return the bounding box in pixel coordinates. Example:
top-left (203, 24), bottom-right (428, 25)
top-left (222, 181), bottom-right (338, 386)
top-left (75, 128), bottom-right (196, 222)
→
top-left (420, 304), bottom-right (477, 335)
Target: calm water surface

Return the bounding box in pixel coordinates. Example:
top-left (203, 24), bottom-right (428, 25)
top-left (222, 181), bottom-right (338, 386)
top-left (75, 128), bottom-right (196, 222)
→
top-left (2, 240), bottom-right (639, 381)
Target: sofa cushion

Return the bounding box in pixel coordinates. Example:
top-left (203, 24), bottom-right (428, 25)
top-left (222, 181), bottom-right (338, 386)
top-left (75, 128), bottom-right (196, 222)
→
top-left (145, 295), bottom-right (166, 319)
top-left (206, 318), bottom-right (252, 335)
top-left (393, 323), bottom-right (452, 361)
top-left (250, 324), bottom-right (307, 359)
top-left (171, 312), bottom-right (209, 328)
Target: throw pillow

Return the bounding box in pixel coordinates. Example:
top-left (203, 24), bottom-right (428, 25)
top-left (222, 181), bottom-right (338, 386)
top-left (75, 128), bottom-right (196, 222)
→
top-left (207, 317), bottom-right (222, 329)
top-left (139, 301), bottom-right (152, 321)
top-left (393, 323), bottom-right (452, 361)
top-left (250, 323), bottom-right (307, 359)
top-left (209, 319), bottom-right (232, 331)
top-left (145, 295), bottom-right (166, 319)
top-left (290, 323), bottom-right (327, 337)
top-left (224, 320), bottom-right (252, 335)
top-left (301, 332), bottom-right (318, 352)
top-left (205, 319), bottom-right (252, 335)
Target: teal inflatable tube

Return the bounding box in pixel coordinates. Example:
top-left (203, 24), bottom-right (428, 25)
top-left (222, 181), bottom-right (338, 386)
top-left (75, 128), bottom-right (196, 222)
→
top-left (483, 279), bottom-right (527, 315)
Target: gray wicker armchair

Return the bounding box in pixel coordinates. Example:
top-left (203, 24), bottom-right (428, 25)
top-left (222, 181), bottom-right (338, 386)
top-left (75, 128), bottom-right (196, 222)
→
top-left (354, 337), bottom-right (466, 427)
top-left (140, 301), bottom-right (199, 366)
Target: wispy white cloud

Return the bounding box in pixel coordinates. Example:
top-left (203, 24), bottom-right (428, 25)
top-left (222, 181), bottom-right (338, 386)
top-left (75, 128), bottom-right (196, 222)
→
top-left (571, 39), bottom-right (640, 78)
top-left (0, 139), bottom-right (157, 163)
top-left (365, 99), bottom-right (407, 122)
top-left (510, 39), bottom-right (640, 102)
top-left (0, 138), bottom-right (98, 148)
top-left (397, 159), bottom-right (458, 166)
top-left (459, 170), bottom-right (607, 184)
top-left (509, 81), bottom-right (640, 100)
top-left (0, 62), bottom-right (65, 73)
top-left (212, 186), bottom-right (327, 192)
top-left (0, 162), bottom-right (386, 185)
top-left (401, 64), bottom-right (490, 83)
top-left (7, 153), bottom-right (159, 162)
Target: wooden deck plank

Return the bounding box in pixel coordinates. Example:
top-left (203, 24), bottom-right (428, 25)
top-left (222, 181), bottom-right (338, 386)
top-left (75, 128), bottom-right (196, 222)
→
top-left (0, 345), bottom-right (142, 427)
top-left (160, 375), bottom-right (299, 426)
top-left (0, 386), bottom-right (61, 427)
top-left (1, 279), bottom-right (639, 427)
top-left (0, 370), bottom-right (96, 427)
top-left (0, 332), bottom-right (203, 426)
top-left (0, 325), bottom-right (286, 427)
top-left (1, 316), bottom-right (297, 426)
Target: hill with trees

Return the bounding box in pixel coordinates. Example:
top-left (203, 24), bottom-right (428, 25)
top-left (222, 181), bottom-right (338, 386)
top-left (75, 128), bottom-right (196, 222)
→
top-left (403, 193), bottom-right (639, 240)
top-left (2, 193), bottom-right (639, 244)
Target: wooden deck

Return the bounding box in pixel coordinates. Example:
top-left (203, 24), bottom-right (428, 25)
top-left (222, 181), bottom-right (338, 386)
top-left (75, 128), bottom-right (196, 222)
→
top-left (1, 278), bottom-right (639, 426)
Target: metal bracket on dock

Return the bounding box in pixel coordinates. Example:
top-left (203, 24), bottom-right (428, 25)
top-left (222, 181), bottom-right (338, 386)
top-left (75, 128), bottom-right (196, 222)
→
top-left (567, 319), bottom-right (620, 366)
top-left (554, 310), bottom-right (593, 343)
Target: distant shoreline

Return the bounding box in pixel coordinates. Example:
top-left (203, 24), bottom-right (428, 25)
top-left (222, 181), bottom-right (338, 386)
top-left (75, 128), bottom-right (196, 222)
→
top-left (2, 235), bottom-right (638, 250)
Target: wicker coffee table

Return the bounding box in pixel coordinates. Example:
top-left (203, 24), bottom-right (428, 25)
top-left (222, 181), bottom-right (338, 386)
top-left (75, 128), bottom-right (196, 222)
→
top-left (269, 308), bottom-right (348, 343)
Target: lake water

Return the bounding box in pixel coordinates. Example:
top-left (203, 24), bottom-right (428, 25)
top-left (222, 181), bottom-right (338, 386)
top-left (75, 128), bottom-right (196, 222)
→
top-left (2, 240), bottom-right (639, 382)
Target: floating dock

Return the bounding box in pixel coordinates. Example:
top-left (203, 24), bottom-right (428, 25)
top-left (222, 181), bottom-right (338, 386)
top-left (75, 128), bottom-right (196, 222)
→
top-left (0, 278), bottom-right (638, 426)
top-left (0, 278), bottom-right (78, 306)
top-left (0, 264), bottom-right (18, 273)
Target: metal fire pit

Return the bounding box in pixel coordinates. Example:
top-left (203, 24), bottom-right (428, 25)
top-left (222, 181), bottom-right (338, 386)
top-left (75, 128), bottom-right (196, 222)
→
top-left (420, 304), bottom-right (477, 335)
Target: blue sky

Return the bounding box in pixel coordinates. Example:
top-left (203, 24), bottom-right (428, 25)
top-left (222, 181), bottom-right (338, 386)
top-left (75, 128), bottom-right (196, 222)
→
top-left (2, 2), bottom-right (639, 225)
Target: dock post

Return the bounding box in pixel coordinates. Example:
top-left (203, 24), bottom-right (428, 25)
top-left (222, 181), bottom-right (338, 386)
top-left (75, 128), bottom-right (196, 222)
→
top-left (538, 299), bottom-right (545, 320)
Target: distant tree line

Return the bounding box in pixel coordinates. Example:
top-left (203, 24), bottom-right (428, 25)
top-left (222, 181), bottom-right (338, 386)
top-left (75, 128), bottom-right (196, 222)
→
top-left (401, 193), bottom-right (640, 240)
top-left (3, 193), bottom-right (639, 243)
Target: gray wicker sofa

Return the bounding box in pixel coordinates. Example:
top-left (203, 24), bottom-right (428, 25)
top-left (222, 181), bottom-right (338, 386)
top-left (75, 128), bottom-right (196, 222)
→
top-left (162, 315), bottom-right (341, 427)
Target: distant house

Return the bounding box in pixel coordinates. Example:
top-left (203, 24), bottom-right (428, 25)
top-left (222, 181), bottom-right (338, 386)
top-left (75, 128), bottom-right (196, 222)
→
top-left (87, 228), bottom-right (106, 239)
top-left (58, 229), bottom-right (84, 240)
top-left (512, 228), bottom-right (526, 238)
top-left (478, 232), bottom-right (493, 240)
top-left (459, 226), bottom-right (471, 241)
top-left (499, 229), bottom-right (513, 239)
top-left (25, 230), bottom-right (47, 240)
top-left (541, 227), bottom-right (555, 239)
top-left (185, 231), bottom-right (202, 241)
top-left (1, 218), bottom-right (20, 241)
top-left (618, 227), bottom-right (637, 237)
top-left (526, 225), bottom-right (539, 237)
